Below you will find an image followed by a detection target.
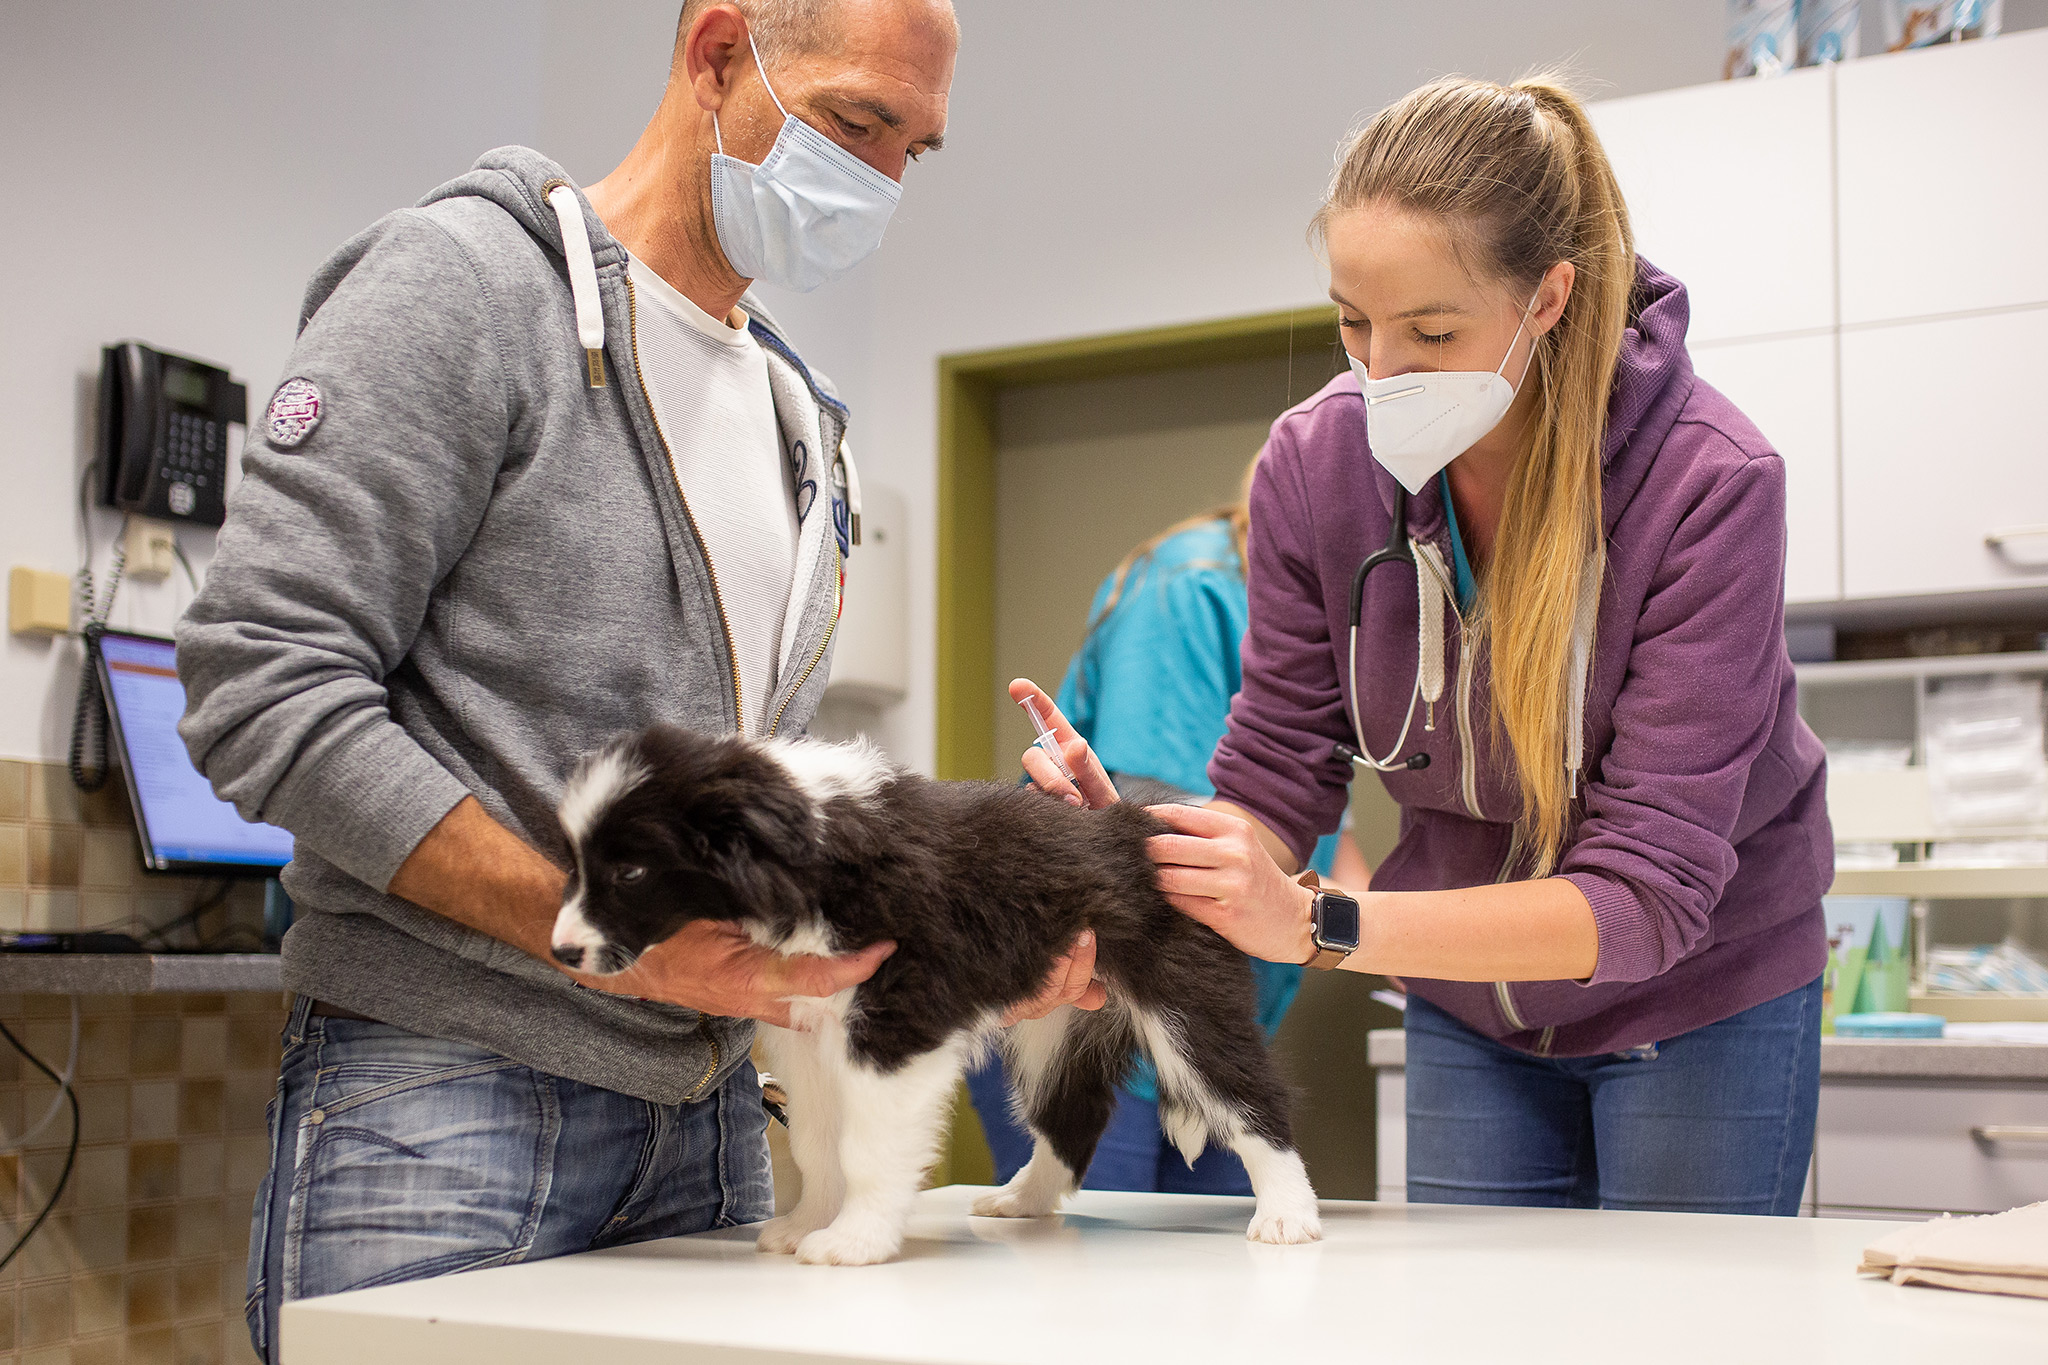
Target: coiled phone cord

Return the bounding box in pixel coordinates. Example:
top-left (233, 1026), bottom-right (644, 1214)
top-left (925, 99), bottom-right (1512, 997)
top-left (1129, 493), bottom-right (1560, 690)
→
top-left (68, 533), bottom-right (127, 792)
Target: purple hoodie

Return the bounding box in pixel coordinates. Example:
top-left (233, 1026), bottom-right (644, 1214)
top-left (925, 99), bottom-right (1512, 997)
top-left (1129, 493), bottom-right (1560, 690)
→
top-left (1209, 261), bottom-right (1833, 1057)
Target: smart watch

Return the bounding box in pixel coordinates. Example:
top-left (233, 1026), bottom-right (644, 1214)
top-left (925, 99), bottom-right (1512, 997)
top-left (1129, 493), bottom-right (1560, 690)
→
top-left (1295, 870), bottom-right (1361, 970)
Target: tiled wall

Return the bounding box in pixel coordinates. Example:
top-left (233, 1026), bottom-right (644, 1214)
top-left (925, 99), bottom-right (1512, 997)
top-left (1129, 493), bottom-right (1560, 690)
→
top-left (0, 759), bottom-right (282, 1364)
top-left (0, 761), bottom-right (265, 943)
top-left (0, 991), bottom-right (283, 1365)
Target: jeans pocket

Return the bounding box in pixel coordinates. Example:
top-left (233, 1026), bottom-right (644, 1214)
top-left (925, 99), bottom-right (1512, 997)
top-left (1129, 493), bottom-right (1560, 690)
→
top-left (283, 1047), bottom-right (561, 1299)
top-left (716, 1060), bottom-right (774, 1229)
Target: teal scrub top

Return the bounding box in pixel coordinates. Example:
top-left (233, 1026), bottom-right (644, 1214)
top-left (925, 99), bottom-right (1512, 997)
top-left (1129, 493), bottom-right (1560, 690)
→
top-left (1051, 520), bottom-right (1341, 1102)
top-left (1438, 469), bottom-right (1477, 612)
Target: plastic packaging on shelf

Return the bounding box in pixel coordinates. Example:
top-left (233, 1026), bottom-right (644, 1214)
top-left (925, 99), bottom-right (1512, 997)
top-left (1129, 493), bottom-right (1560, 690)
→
top-left (1835, 842), bottom-right (1903, 870)
top-left (1881, 0), bottom-right (2004, 50)
top-left (1727, 0), bottom-right (1800, 77)
top-left (1925, 939), bottom-right (2048, 996)
top-left (1925, 838), bottom-right (2048, 867)
top-left (1826, 740), bottom-right (1914, 772)
top-left (1800, 0), bottom-right (1864, 63)
top-left (1922, 676), bottom-right (2048, 834)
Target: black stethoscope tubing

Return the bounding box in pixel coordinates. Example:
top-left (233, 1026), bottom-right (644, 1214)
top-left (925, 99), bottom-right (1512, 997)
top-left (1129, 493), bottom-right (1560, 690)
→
top-left (1335, 485), bottom-right (1433, 774)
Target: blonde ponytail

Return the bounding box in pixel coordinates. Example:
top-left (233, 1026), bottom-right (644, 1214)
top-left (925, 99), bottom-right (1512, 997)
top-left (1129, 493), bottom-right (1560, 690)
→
top-left (1315, 73), bottom-right (1635, 875)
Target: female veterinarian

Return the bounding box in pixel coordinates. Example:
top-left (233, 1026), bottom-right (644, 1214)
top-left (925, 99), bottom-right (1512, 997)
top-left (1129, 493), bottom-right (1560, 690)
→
top-left (1018, 73), bottom-right (1833, 1215)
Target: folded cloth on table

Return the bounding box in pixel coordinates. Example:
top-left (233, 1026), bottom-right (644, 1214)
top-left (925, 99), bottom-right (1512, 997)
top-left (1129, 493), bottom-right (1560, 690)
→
top-left (1859, 1200), bottom-right (2048, 1299)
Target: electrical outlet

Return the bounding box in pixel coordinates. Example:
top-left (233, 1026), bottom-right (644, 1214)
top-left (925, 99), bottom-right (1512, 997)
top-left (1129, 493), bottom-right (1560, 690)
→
top-left (124, 517), bottom-right (178, 583)
top-left (8, 567), bottom-right (72, 636)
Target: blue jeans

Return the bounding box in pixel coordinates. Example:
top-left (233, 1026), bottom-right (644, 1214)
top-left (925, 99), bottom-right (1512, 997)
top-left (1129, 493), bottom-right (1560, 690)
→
top-left (964, 1058), bottom-right (1254, 1195)
top-left (247, 997), bottom-right (771, 1363)
top-left (1404, 975), bottom-right (1822, 1214)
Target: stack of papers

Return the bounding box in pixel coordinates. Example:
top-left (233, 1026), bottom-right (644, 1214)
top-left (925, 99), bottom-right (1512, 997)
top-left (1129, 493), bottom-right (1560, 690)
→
top-left (1861, 1201), bottom-right (2048, 1299)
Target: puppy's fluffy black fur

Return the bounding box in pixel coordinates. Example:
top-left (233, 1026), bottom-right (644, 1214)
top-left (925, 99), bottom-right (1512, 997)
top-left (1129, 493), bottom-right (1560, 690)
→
top-left (554, 723), bottom-right (1317, 1260)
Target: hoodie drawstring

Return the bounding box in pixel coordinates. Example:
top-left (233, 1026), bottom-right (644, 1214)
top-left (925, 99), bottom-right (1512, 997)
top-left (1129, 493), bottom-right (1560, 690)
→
top-left (547, 183), bottom-right (606, 388)
top-left (1412, 541), bottom-right (1450, 726)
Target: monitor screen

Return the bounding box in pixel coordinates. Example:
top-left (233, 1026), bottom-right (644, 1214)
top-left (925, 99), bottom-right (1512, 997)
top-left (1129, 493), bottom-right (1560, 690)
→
top-left (96, 631), bottom-right (293, 874)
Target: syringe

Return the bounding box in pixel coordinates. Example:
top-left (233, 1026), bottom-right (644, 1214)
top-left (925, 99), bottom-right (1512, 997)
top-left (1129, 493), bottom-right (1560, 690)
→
top-left (1018, 693), bottom-right (1079, 788)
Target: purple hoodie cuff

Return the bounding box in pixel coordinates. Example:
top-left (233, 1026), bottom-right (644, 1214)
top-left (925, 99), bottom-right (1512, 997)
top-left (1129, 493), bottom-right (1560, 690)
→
top-left (1564, 872), bottom-right (1660, 987)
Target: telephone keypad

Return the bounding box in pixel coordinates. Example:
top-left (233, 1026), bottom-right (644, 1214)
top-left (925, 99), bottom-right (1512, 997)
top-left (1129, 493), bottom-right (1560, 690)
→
top-left (164, 408), bottom-right (225, 487)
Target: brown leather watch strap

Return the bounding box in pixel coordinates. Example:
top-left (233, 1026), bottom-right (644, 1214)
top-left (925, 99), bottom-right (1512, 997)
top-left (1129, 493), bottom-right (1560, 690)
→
top-left (1295, 870), bottom-right (1351, 971)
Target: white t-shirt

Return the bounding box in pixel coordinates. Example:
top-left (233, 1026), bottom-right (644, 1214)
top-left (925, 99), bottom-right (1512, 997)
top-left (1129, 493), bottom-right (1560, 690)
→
top-left (625, 252), bottom-right (797, 733)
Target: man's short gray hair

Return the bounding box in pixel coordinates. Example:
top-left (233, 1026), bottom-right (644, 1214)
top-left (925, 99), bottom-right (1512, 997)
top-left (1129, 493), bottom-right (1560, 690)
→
top-left (675, 0), bottom-right (840, 65)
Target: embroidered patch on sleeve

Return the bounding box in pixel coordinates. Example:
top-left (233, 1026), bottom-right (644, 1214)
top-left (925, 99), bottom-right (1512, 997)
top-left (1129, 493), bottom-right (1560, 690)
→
top-left (266, 377), bottom-right (323, 448)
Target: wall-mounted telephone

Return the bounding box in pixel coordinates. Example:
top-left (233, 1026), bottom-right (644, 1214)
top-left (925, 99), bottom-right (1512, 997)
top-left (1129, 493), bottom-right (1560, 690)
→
top-left (97, 342), bottom-right (248, 527)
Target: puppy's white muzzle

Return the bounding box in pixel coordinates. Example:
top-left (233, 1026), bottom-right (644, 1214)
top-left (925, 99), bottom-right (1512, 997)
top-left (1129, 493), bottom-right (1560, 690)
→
top-left (550, 895), bottom-right (619, 974)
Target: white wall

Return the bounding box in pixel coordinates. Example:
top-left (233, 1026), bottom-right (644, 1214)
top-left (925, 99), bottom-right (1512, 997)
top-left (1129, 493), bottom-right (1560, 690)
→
top-left (0, 3), bottom-right (552, 760)
top-left (5, 0), bottom-right (2041, 767)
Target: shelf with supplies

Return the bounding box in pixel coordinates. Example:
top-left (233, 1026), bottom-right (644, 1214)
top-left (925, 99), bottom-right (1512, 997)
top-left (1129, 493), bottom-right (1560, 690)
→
top-left (1909, 992), bottom-right (2048, 1023)
top-left (1829, 865), bottom-right (2048, 899)
top-left (1796, 649), bottom-right (2048, 687)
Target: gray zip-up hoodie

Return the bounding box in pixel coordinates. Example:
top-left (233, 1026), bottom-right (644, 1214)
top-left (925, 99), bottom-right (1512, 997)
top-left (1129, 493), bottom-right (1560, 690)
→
top-left (178, 147), bottom-right (852, 1103)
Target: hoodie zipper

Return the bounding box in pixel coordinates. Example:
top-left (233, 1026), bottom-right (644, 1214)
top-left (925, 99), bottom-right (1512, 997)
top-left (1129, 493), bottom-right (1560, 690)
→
top-left (1447, 586), bottom-right (1551, 1055)
top-left (622, 273), bottom-right (746, 729)
top-left (767, 548), bottom-right (839, 738)
top-left (1486, 844), bottom-right (1555, 1054)
top-left (1428, 509), bottom-right (1557, 1057)
top-left (683, 1021), bottom-right (722, 1102)
top-left (1454, 625), bottom-right (1483, 820)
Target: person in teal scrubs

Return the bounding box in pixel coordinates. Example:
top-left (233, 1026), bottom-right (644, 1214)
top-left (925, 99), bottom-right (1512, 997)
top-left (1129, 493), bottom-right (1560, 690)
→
top-left (966, 475), bottom-right (1367, 1193)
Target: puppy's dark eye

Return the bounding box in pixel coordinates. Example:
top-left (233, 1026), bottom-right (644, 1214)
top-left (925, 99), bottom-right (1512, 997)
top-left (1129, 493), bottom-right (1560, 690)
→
top-left (616, 866), bottom-right (646, 885)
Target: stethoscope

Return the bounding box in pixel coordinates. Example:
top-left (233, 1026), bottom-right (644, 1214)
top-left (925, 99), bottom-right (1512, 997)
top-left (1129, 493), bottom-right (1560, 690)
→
top-left (1335, 484), bottom-right (1458, 775)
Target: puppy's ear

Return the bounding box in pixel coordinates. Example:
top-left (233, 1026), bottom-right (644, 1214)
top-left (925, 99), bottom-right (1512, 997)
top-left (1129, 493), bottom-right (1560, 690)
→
top-left (707, 767), bottom-right (817, 867)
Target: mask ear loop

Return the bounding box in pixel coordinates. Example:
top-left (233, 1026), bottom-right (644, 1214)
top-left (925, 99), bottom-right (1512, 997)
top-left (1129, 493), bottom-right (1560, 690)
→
top-left (713, 26), bottom-right (791, 155)
top-left (1495, 284), bottom-right (1547, 388)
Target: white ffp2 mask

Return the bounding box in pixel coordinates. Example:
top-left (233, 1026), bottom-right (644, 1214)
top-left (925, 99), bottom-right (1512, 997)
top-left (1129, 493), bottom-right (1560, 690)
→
top-left (1348, 290), bottom-right (1541, 495)
top-left (709, 30), bottom-right (903, 293)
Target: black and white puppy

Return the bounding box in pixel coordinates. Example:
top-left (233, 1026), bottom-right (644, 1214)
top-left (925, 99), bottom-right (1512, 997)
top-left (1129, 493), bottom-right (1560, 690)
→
top-left (551, 723), bottom-right (1320, 1266)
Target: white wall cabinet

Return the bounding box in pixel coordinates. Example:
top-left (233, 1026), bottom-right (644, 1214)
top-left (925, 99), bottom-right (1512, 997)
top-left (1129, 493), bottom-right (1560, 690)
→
top-left (1590, 27), bottom-right (2048, 613)
top-left (1840, 307), bottom-right (2048, 599)
top-left (1691, 334), bottom-right (1841, 603)
top-left (1591, 66), bottom-right (1836, 345)
top-left (1835, 29), bottom-right (2048, 328)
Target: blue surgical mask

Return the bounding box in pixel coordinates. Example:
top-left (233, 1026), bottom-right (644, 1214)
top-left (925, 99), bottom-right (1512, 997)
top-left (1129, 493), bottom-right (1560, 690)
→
top-left (709, 31), bottom-right (903, 292)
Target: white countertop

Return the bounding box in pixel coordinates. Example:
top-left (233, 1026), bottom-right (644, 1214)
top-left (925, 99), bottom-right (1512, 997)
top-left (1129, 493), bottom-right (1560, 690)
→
top-left (282, 1186), bottom-right (2044, 1364)
top-left (1365, 1026), bottom-right (2048, 1080)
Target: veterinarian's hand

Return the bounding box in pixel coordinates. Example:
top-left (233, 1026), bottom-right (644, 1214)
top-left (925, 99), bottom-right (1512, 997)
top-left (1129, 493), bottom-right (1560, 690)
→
top-left (1144, 803), bottom-right (1317, 965)
top-left (1009, 679), bottom-right (1119, 809)
top-left (1000, 930), bottom-right (1108, 1023)
top-left (592, 920), bottom-right (897, 1028)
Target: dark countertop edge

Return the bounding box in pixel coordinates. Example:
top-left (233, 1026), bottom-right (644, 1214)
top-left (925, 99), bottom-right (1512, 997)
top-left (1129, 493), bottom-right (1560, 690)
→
top-left (0, 953), bottom-right (284, 995)
top-left (1366, 1027), bottom-right (2048, 1081)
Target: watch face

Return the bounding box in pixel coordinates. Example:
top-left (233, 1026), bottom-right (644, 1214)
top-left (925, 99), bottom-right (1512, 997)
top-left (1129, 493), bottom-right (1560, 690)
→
top-left (1315, 893), bottom-right (1361, 953)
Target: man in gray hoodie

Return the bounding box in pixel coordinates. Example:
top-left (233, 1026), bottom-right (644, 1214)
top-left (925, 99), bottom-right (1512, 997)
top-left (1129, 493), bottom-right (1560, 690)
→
top-left (179, 1), bottom-right (1088, 1354)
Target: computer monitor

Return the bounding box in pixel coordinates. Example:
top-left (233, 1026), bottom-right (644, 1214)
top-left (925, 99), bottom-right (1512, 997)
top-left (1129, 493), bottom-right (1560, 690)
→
top-left (94, 629), bottom-right (293, 876)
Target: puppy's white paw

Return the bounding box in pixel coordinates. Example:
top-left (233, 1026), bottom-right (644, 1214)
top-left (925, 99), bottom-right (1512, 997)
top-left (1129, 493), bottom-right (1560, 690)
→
top-left (1247, 1201), bottom-right (1323, 1245)
top-left (756, 1213), bottom-right (822, 1255)
top-left (970, 1186), bottom-right (1060, 1219)
top-left (794, 1216), bottom-right (902, 1266)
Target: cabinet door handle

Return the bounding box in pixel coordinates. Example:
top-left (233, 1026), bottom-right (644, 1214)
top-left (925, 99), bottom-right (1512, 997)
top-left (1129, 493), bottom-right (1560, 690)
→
top-left (1971, 1125), bottom-right (2048, 1144)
